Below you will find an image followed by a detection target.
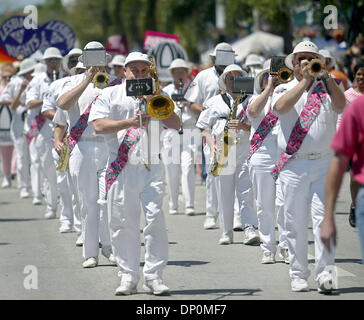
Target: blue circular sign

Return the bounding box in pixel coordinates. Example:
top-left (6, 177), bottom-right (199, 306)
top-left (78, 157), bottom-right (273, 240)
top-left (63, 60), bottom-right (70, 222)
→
top-left (0, 15), bottom-right (41, 58)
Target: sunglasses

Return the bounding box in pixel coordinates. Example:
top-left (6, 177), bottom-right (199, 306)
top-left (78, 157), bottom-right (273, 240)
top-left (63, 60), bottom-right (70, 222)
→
top-left (69, 59), bottom-right (79, 64)
top-left (46, 58), bottom-right (61, 63)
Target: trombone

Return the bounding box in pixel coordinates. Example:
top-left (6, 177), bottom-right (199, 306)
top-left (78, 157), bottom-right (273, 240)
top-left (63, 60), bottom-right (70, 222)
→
top-left (146, 56), bottom-right (175, 120)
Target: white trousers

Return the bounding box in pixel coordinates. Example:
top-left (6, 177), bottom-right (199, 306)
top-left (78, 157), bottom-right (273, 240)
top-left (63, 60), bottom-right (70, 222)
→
top-left (52, 148), bottom-right (81, 232)
top-left (69, 139), bottom-right (111, 259)
top-left (204, 144), bottom-right (219, 217)
top-left (161, 129), bottom-right (198, 210)
top-left (215, 145), bottom-right (257, 236)
top-left (36, 133), bottom-right (58, 212)
top-left (108, 163), bottom-right (168, 285)
top-left (279, 154), bottom-right (335, 281)
top-left (10, 133), bottom-right (30, 190)
top-left (249, 140), bottom-right (287, 253)
top-left (29, 136), bottom-right (43, 199)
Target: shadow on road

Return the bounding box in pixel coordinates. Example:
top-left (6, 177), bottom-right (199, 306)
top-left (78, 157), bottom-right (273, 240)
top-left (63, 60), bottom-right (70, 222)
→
top-left (139, 260), bottom-right (210, 267)
top-left (170, 288), bottom-right (262, 298)
top-left (339, 287), bottom-right (364, 294)
top-left (0, 217), bottom-right (41, 222)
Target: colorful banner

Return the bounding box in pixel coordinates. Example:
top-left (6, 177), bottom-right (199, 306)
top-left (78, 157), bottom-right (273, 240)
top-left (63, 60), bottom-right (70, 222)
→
top-left (0, 16), bottom-right (75, 58)
top-left (0, 45), bottom-right (16, 63)
top-left (143, 30), bottom-right (179, 52)
top-left (106, 34), bottom-right (129, 56)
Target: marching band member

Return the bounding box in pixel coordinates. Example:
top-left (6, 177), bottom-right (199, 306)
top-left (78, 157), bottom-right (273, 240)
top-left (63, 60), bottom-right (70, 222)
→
top-left (62, 48), bottom-right (83, 76)
top-left (42, 48), bottom-right (82, 233)
top-left (184, 42), bottom-right (238, 230)
top-left (247, 60), bottom-right (288, 263)
top-left (271, 41), bottom-right (346, 292)
top-left (57, 41), bottom-right (115, 268)
top-left (26, 47), bottom-right (63, 216)
top-left (0, 58), bottom-right (36, 198)
top-left (196, 64), bottom-right (259, 245)
top-left (90, 51), bottom-right (180, 296)
top-left (110, 55), bottom-right (126, 79)
top-left (162, 58), bottom-right (199, 215)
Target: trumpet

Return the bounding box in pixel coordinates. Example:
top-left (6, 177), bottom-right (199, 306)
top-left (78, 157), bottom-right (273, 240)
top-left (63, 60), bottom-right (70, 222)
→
top-left (146, 56), bottom-right (175, 120)
top-left (277, 67), bottom-right (293, 83)
top-left (93, 71), bottom-right (109, 89)
top-left (308, 59), bottom-right (325, 77)
top-left (56, 133), bottom-right (69, 172)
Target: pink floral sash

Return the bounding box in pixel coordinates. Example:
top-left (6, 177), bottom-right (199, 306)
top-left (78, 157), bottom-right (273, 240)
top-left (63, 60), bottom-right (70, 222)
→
top-left (26, 110), bottom-right (46, 145)
top-left (270, 82), bottom-right (327, 181)
top-left (105, 100), bottom-right (146, 198)
top-left (68, 78), bottom-right (123, 154)
top-left (248, 108), bottom-right (278, 160)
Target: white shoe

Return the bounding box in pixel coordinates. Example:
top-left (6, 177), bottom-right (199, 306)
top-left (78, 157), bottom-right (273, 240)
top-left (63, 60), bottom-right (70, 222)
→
top-left (317, 273), bottom-right (334, 294)
top-left (169, 209), bottom-right (177, 215)
top-left (233, 215), bottom-right (243, 231)
top-left (75, 234), bottom-right (83, 247)
top-left (32, 197), bottom-right (42, 205)
top-left (185, 207), bottom-right (195, 216)
top-left (101, 246), bottom-right (117, 264)
top-left (279, 247), bottom-right (290, 264)
top-left (44, 210), bottom-right (56, 219)
top-left (20, 188), bottom-right (30, 199)
top-left (82, 257), bottom-right (98, 268)
top-left (243, 226), bottom-right (260, 245)
top-left (1, 175), bottom-right (11, 188)
top-left (204, 216), bottom-right (217, 229)
top-left (143, 279), bottom-right (170, 295)
top-left (291, 278), bottom-right (309, 292)
top-left (219, 233), bottom-right (233, 245)
top-left (115, 281), bottom-right (137, 296)
top-left (261, 251), bottom-right (276, 264)
top-left (59, 223), bottom-right (72, 233)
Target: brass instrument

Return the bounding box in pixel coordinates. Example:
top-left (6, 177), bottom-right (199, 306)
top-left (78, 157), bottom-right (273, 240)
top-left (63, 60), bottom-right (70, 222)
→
top-left (93, 72), bottom-right (109, 89)
top-left (277, 67), bottom-right (293, 83)
top-left (56, 133), bottom-right (69, 172)
top-left (210, 91), bottom-right (243, 177)
top-left (52, 69), bottom-right (57, 81)
top-left (146, 56), bottom-right (175, 120)
top-left (308, 59), bottom-right (325, 77)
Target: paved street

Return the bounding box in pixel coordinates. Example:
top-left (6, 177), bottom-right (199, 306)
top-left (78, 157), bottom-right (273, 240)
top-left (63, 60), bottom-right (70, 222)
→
top-left (0, 171), bottom-right (363, 301)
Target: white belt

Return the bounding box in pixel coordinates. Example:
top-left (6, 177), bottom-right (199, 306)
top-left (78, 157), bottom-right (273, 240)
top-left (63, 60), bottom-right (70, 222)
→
top-left (79, 136), bottom-right (105, 142)
top-left (294, 151), bottom-right (332, 160)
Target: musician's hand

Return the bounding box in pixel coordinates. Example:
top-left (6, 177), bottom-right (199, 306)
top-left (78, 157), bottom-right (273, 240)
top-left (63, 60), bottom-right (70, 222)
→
top-left (228, 119), bottom-right (240, 130)
top-left (54, 141), bottom-right (65, 155)
top-left (21, 78), bottom-right (30, 91)
top-left (85, 67), bottom-right (101, 83)
top-left (301, 60), bottom-right (314, 81)
top-left (128, 114), bottom-right (151, 127)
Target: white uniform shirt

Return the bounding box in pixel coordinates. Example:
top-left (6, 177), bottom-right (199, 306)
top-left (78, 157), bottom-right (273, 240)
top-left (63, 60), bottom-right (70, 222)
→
top-left (56, 73), bottom-right (104, 140)
top-left (184, 67), bottom-right (220, 105)
top-left (247, 95), bottom-right (279, 142)
top-left (163, 82), bottom-right (197, 128)
top-left (196, 93), bottom-right (251, 142)
top-left (88, 81), bottom-right (181, 165)
top-left (42, 76), bottom-right (71, 113)
top-left (272, 78), bottom-right (339, 154)
top-left (25, 72), bottom-right (55, 138)
top-left (0, 75), bottom-right (27, 138)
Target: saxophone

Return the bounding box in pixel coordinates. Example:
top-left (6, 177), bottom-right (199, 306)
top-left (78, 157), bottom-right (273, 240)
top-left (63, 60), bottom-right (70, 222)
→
top-left (56, 133), bottom-right (70, 172)
top-left (209, 91), bottom-right (242, 177)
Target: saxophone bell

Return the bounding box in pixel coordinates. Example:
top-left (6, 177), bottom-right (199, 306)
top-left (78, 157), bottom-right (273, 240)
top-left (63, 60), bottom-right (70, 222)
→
top-left (56, 134), bottom-right (69, 172)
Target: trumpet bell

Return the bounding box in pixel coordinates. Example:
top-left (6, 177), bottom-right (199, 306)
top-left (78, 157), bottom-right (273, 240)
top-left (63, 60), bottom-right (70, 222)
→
top-left (308, 59), bottom-right (324, 76)
top-left (93, 72), bottom-right (109, 89)
top-left (146, 95), bottom-right (175, 120)
top-left (278, 67), bottom-right (293, 83)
